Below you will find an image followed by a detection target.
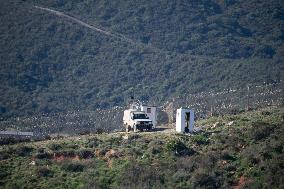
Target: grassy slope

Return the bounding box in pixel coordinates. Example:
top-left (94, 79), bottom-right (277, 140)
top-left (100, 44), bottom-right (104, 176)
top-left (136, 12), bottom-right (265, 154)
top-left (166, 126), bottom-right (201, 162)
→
top-left (1, 106), bottom-right (283, 188)
top-left (0, 0), bottom-right (284, 118)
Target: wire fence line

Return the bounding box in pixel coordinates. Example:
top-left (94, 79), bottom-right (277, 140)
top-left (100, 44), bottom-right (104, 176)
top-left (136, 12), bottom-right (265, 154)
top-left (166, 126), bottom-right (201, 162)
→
top-left (162, 81), bottom-right (284, 122)
top-left (0, 81), bottom-right (283, 137)
top-left (0, 107), bottom-right (124, 137)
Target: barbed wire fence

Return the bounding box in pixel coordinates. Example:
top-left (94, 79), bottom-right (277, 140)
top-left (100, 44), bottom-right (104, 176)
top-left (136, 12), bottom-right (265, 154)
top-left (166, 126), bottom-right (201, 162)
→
top-left (163, 81), bottom-right (284, 121)
top-left (0, 81), bottom-right (283, 137)
top-left (0, 107), bottom-right (125, 137)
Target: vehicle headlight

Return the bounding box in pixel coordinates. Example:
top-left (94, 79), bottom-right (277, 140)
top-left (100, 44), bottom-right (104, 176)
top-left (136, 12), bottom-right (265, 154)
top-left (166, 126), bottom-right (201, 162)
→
top-left (149, 121), bottom-right (152, 124)
top-left (136, 121), bottom-right (141, 124)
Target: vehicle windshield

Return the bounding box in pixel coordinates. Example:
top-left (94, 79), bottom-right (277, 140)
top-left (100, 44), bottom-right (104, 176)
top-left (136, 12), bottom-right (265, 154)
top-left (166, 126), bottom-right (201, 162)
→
top-left (133, 113), bottom-right (147, 119)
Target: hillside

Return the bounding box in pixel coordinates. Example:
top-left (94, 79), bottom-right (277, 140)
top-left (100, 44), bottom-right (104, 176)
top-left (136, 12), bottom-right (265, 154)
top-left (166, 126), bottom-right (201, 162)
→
top-left (1, 0), bottom-right (284, 118)
top-left (0, 106), bottom-right (283, 188)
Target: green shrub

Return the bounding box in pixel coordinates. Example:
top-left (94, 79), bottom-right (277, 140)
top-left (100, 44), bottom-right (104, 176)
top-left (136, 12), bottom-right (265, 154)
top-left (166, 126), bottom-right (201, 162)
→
top-left (35, 152), bottom-right (53, 159)
top-left (191, 170), bottom-right (220, 189)
top-left (0, 137), bottom-right (31, 145)
top-left (16, 146), bottom-right (33, 156)
top-left (166, 139), bottom-right (195, 156)
top-left (146, 140), bottom-right (163, 155)
top-left (58, 150), bottom-right (76, 157)
top-left (128, 134), bottom-right (141, 140)
top-left (0, 137), bottom-right (16, 145)
top-left (147, 146), bottom-right (161, 155)
top-left (166, 139), bottom-right (184, 151)
top-left (0, 152), bottom-right (10, 160)
top-left (77, 149), bottom-right (94, 159)
top-left (241, 147), bottom-right (261, 166)
top-left (117, 161), bottom-right (164, 188)
top-left (61, 161), bottom-right (85, 172)
top-left (87, 138), bottom-right (101, 148)
top-left (79, 130), bottom-right (90, 135)
top-left (125, 147), bottom-right (143, 157)
top-left (66, 143), bottom-right (80, 150)
top-left (48, 143), bottom-right (63, 151)
top-left (95, 128), bottom-right (105, 134)
top-left (172, 170), bottom-right (190, 183)
top-left (221, 151), bottom-right (237, 161)
top-left (192, 134), bottom-right (210, 145)
top-left (37, 167), bottom-right (54, 177)
top-left (0, 165), bottom-right (9, 180)
top-left (274, 144), bottom-right (283, 154)
top-left (250, 121), bottom-right (274, 141)
top-left (261, 111), bottom-right (271, 116)
top-left (37, 148), bottom-right (45, 153)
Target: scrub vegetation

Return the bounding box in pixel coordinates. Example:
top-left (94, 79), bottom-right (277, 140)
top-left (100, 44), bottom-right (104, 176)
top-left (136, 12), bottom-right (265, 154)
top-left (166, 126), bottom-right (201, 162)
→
top-left (1, 106), bottom-right (283, 188)
top-left (1, 0), bottom-right (284, 119)
top-left (1, 1), bottom-right (284, 187)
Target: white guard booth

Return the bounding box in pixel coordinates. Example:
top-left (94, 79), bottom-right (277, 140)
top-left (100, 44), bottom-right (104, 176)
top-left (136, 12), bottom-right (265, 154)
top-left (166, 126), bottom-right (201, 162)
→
top-left (140, 105), bottom-right (157, 128)
top-left (176, 108), bottom-right (194, 133)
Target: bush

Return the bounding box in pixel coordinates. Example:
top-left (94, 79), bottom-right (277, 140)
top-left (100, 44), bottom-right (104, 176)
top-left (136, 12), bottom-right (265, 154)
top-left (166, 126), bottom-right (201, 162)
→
top-left (77, 149), bottom-right (94, 159)
top-left (172, 170), bottom-right (190, 183)
top-left (166, 139), bottom-right (195, 156)
top-left (44, 135), bottom-right (51, 140)
top-left (37, 167), bottom-right (54, 177)
top-left (48, 143), bottom-right (63, 151)
top-left (16, 146), bottom-right (33, 156)
top-left (0, 165), bottom-right (9, 180)
top-left (241, 147), bottom-right (261, 166)
top-left (0, 152), bottom-right (10, 160)
top-left (250, 121), bottom-right (274, 141)
top-left (128, 134), bottom-right (141, 141)
top-left (58, 150), bottom-right (76, 157)
top-left (107, 136), bottom-right (122, 146)
top-left (87, 138), bottom-right (101, 148)
top-left (35, 152), bottom-right (53, 159)
top-left (0, 137), bottom-right (31, 145)
top-left (147, 146), bottom-right (161, 155)
top-left (221, 151), bottom-right (237, 161)
top-left (274, 144), bottom-right (283, 154)
top-left (95, 128), bottom-right (105, 134)
top-left (62, 161), bottom-right (85, 172)
top-left (261, 111), bottom-right (271, 116)
top-left (117, 161), bottom-right (164, 188)
top-left (191, 169), bottom-right (220, 189)
top-left (192, 134), bottom-right (210, 145)
top-left (66, 143), bottom-right (80, 149)
top-left (79, 130), bottom-right (90, 135)
top-left (0, 171), bottom-right (9, 181)
top-left (146, 140), bottom-right (163, 155)
top-left (0, 137), bottom-right (16, 145)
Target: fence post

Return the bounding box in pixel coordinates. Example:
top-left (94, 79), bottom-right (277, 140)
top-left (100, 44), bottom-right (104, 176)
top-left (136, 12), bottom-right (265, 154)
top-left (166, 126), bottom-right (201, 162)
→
top-left (246, 84), bottom-right (250, 111)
